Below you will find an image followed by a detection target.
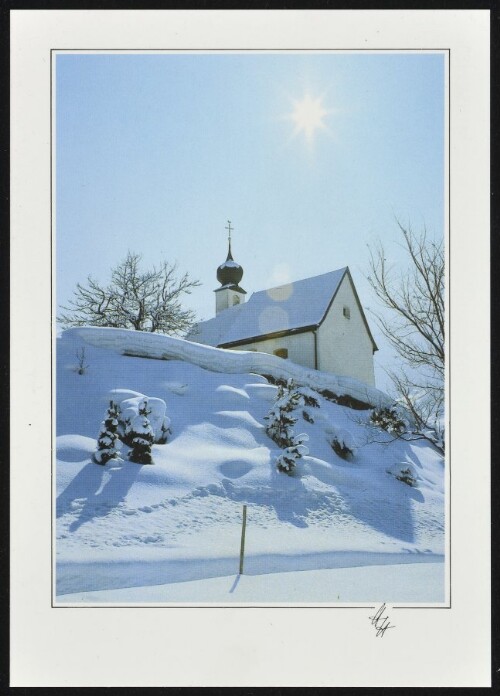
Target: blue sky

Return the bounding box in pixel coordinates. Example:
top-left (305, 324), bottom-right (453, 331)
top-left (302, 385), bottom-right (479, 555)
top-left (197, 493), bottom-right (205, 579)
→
top-left (56, 52), bottom-right (445, 389)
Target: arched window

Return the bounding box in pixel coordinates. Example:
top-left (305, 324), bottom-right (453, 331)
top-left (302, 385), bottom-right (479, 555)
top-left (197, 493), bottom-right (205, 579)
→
top-left (343, 306), bottom-right (350, 319)
top-left (233, 295), bottom-right (240, 305)
top-left (273, 348), bottom-right (288, 359)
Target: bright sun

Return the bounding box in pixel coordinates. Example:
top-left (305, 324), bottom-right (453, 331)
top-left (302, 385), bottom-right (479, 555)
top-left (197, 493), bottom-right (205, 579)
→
top-left (290, 94), bottom-right (328, 142)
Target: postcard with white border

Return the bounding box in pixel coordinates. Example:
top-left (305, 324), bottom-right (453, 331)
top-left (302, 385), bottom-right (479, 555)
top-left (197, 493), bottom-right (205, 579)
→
top-left (10, 9), bottom-right (491, 688)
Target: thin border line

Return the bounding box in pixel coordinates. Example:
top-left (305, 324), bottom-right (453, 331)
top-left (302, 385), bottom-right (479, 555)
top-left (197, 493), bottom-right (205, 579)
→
top-left (448, 46), bottom-right (451, 610)
top-left (51, 47), bottom-right (451, 52)
top-left (53, 603), bottom-right (450, 609)
top-left (50, 48), bottom-right (54, 609)
top-left (54, 604), bottom-right (378, 609)
top-left (1, 6), bottom-right (10, 691)
top-left (51, 47), bottom-right (451, 610)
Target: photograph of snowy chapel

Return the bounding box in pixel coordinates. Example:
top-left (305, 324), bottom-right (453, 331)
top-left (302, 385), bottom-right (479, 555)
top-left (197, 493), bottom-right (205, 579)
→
top-left (54, 51), bottom-right (446, 604)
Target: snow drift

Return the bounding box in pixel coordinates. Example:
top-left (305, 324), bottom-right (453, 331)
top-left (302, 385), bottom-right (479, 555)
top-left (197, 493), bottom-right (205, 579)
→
top-left (55, 328), bottom-right (445, 604)
top-left (67, 326), bottom-right (392, 408)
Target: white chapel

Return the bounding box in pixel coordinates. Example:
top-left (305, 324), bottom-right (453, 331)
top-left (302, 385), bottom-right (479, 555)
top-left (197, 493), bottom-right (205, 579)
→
top-left (187, 224), bottom-right (378, 387)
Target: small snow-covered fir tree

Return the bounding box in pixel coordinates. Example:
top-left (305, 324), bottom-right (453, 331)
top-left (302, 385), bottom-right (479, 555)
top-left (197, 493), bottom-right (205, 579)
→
top-left (93, 400), bottom-right (122, 465)
top-left (128, 399), bottom-right (155, 464)
top-left (119, 396), bottom-right (171, 447)
top-left (276, 433), bottom-right (309, 475)
top-left (155, 415), bottom-right (171, 444)
top-left (120, 416), bottom-right (133, 446)
top-left (265, 381), bottom-right (304, 448)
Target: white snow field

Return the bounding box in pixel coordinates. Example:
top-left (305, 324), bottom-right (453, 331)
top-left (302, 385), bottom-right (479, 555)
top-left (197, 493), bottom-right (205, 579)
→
top-left (56, 327), bottom-right (445, 604)
top-left (60, 563), bottom-right (443, 605)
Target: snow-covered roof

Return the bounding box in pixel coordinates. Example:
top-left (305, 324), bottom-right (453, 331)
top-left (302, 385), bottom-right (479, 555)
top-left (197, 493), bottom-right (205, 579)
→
top-left (186, 301), bottom-right (246, 346)
top-left (190, 268), bottom-right (358, 348)
top-left (222, 268), bottom-right (348, 345)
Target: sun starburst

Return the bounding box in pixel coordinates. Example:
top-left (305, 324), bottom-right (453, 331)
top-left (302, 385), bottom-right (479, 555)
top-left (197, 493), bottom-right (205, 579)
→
top-left (290, 94), bottom-right (329, 143)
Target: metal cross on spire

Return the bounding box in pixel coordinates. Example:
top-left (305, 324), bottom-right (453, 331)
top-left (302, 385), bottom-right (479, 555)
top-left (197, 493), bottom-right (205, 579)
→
top-left (225, 219), bottom-right (233, 244)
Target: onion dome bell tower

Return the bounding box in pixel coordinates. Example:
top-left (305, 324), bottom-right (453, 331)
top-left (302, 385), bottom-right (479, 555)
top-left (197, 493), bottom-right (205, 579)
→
top-left (215, 220), bottom-right (247, 315)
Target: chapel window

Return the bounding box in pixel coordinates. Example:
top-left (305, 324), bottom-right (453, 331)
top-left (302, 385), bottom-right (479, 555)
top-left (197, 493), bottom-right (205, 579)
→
top-left (274, 348), bottom-right (288, 359)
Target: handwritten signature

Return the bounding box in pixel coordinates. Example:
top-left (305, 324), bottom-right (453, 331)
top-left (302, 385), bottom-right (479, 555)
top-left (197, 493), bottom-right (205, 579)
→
top-left (368, 603), bottom-right (395, 637)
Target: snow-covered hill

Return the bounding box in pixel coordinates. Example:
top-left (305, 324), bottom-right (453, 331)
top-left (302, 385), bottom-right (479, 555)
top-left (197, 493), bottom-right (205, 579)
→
top-left (56, 328), bottom-right (445, 604)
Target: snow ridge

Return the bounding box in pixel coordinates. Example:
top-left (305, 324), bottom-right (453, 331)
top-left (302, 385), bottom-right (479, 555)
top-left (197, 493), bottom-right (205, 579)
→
top-left (68, 327), bottom-right (391, 408)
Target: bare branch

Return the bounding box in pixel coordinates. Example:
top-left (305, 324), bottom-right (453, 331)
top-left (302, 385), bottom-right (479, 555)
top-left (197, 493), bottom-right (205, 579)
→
top-left (58, 251), bottom-right (201, 334)
top-left (366, 221), bottom-right (445, 451)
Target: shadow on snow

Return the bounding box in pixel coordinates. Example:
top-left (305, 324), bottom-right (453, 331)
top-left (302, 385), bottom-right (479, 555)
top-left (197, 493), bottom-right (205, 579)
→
top-left (56, 461), bottom-right (142, 532)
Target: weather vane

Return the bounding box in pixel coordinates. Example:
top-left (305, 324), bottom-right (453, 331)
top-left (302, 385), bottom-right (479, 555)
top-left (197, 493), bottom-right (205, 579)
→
top-left (225, 219), bottom-right (233, 244)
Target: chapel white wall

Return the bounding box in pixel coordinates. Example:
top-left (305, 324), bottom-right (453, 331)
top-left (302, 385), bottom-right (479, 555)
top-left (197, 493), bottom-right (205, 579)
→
top-left (228, 331), bottom-right (316, 370)
top-left (317, 275), bottom-right (376, 386)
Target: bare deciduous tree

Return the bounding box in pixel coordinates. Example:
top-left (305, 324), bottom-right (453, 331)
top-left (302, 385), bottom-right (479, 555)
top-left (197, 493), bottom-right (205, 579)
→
top-left (58, 251), bottom-right (201, 335)
top-left (367, 221), bottom-right (445, 452)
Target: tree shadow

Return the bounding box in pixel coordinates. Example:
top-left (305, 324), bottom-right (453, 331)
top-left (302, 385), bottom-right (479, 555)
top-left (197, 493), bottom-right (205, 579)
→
top-left (56, 461), bottom-right (142, 532)
top-left (266, 466), bottom-right (312, 527)
top-left (404, 447), bottom-right (424, 470)
top-left (215, 463), bottom-right (345, 529)
top-left (335, 475), bottom-right (424, 543)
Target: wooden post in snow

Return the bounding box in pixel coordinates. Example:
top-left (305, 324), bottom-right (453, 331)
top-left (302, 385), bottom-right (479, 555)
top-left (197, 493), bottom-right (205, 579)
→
top-left (239, 504), bottom-right (247, 575)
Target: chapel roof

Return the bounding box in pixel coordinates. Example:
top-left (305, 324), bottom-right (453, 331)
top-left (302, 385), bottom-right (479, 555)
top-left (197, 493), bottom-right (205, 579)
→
top-left (188, 267), bottom-right (377, 351)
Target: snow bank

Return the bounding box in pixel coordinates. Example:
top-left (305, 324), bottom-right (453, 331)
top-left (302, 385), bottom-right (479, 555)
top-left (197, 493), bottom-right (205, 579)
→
top-left (56, 327), bottom-right (445, 603)
top-left (58, 559), bottom-right (445, 604)
top-left (67, 327), bottom-right (391, 408)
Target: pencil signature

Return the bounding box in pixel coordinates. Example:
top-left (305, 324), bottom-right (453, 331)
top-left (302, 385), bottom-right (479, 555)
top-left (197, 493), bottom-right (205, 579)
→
top-left (368, 603), bottom-right (395, 637)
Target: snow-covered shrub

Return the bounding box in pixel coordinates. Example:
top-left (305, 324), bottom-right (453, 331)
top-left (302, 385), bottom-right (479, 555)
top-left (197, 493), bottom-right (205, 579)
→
top-left (155, 416), bottom-right (171, 444)
top-left (93, 401), bottom-right (122, 465)
top-left (387, 462), bottom-right (418, 487)
top-left (75, 347), bottom-right (89, 375)
top-left (146, 397), bottom-right (171, 444)
top-left (296, 385), bottom-right (320, 408)
top-left (265, 381), bottom-right (304, 448)
top-left (127, 399), bottom-right (155, 465)
top-left (370, 406), bottom-right (407, 435)
top-left (302, 409), bottom-right (314, 423)
top-left (118, 394), bottom-right (171, 445)
top-left (276, 433), bottom-right (309, 475)
top-left (329, 428), bottom-right (356, 460)
top-left (120, 415), bottom-right (134, 446)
